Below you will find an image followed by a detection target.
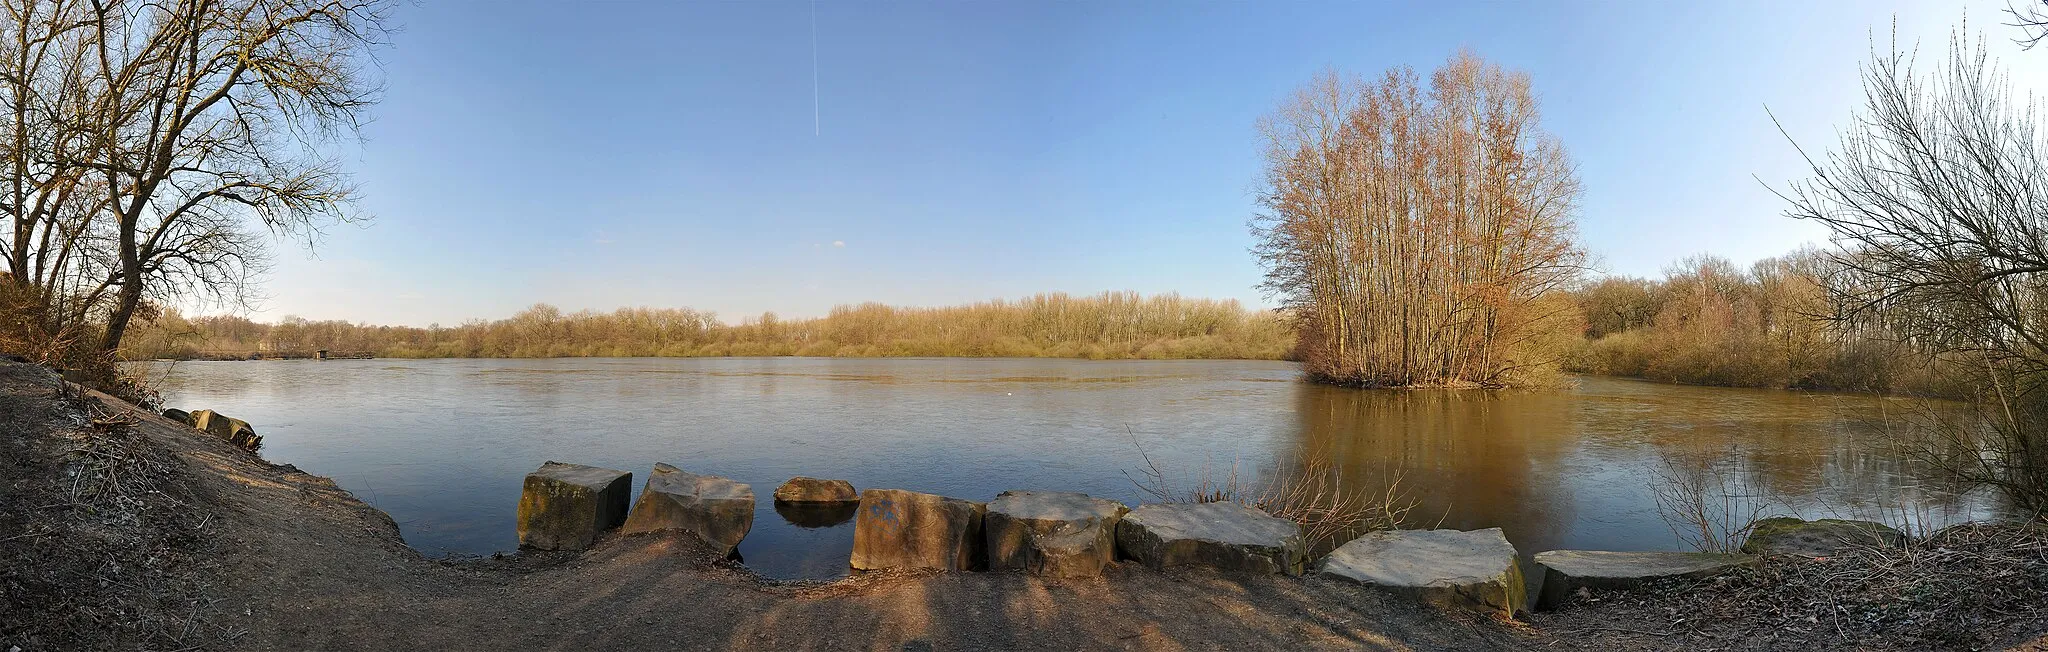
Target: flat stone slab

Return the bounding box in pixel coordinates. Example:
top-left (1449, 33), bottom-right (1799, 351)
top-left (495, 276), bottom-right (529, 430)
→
top-left (1533, 550), bottom-right (1758, 609)
top-left (621, 463), bottom-right (755, 556)
top-left (774, 477), bottom-right (858, 504)
top-left (1319, 528), bottom-right (1524, 617)
top-left (517, 461), bottom-right (633, 551)
top-left (1115, 502), bottom-right (1305, 575)
top-left (985, 491), bottom-right (1128, 577)
top-left (851, 489), bottom-right (986, 571)
top-left (1741, 517), bottom-right (1906, 557)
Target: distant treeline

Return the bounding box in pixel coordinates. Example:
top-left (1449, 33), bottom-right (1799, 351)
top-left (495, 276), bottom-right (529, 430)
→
top-left (1564, 248), bottom-right (1956, 396)
top-left (121, 292), bottom-right (1295, 361)
top-left (125, 269), bottom-right (1963, 396)
top-left (124, 270), bottom-right (1958, 396)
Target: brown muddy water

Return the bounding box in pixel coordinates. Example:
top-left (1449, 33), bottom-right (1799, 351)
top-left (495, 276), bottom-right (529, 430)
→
top-left (144, 357), bottom-right (1998, 580)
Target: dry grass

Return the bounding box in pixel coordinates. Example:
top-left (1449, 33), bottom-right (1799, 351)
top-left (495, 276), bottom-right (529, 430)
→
top-left (0, 283), bottom-right (165, 405)
top-left (1123, 434), bottom-right (1418, 554)
top-left (1648, 452), bottom-right (1775, 554)
top-left (1537, 519), bottom-right (2048, 650)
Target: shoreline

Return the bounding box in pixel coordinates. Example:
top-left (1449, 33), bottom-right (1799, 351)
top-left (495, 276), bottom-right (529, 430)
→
top-left (135, 355), bottom-right (1956, 399)
top-left (6, 360), bottom-right (2044, 650)
top-left (3, 360), bottom-right (1519, 650)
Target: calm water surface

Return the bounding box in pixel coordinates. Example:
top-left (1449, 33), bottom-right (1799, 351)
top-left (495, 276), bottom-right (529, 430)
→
top-left (146, 357), bottom-right (1996, 579)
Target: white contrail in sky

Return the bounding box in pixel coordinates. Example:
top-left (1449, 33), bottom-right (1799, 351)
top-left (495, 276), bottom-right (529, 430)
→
top-left (811, 0), bottom-right (819, 136)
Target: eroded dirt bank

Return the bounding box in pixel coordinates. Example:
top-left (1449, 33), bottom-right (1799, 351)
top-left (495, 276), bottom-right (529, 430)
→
top-left (3, 360), bottom-right (2045, 651)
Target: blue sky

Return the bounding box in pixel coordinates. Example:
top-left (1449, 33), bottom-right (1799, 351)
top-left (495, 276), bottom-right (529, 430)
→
top-left (246, 1), bottom-right (2048, 326)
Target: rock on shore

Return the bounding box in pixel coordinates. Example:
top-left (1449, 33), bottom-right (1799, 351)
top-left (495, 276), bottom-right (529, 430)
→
top-left (1319, 528), bottom-right (1524, 617)
top-left (985, 491), bottom-right (1127, 577)
top-left (621, 463), bottom-right (756, 556)
top-left (1532, 550), bottom-right (1758, 609)
top-left (1115, 502), bottom-right (1305, 575)
top-left (1740, 517), bottom-right (1905, 557)
top-left (188, 408), bottom-right (261, 451)
top-left (516, 462), bottom-right (633, 551)
top-left (850, 489), bottom-right (986, 571)
top-left (774, 476), bottom-right (858, 504)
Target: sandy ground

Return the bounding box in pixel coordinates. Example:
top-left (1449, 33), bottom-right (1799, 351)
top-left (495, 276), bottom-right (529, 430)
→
top-left (5, 359), bottom-right (2044, 651)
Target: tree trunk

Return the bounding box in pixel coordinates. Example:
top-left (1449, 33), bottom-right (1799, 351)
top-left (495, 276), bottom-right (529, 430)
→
top-left (99, 211), bottom-right (143, 356)
top-left (99, 280), bottom-right (139, 356)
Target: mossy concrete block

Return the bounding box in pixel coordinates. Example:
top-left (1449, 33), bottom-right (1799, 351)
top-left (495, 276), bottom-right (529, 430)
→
top-left (773, 477), bottom-right (858, 504)
top-left (516, 461), bottom-right (632, 551)
top-left (1532, 550), bottom-right (1758, 609)
top-left (985, 491), bottom-right (1127, 578)
top-left (1115, 502), bottom-right (1305, 575)
top-left (1319, 528), bottom-right (1525, 618)
top-left (851, 489), bottom-right (986, 571)
top-left (1741, 517), bottom-right (1906, 557)
top-left (189, 409), bottom-right (261, 450)
top-left (621, 463), bottom-right (756, 556)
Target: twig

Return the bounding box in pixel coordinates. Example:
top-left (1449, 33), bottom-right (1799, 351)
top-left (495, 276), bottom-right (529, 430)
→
top-left (0, 528), bottom-right (56, 542)
top-left (1561, 626), bottom-right (1674, 637)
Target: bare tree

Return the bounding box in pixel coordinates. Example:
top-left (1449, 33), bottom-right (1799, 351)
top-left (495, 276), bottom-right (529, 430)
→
top-left (0, 0), bottom-right (391, 371)
top-left (2010, 0), bottom-right (2048, 49)
top-left (1777, 29), bottom-right (2048, 508)
top-left (0, 0), bottom-right (120, 358)
top-left (82, 0), bottom-right (392, 355)
top-left (1253, 52), bottom-right (1586, 388)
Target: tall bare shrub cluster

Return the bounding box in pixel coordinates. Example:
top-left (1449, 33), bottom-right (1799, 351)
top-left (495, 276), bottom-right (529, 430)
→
top-left (1252, 52), bottom-right (1586, 388)
top-left (0, 0), bottom-right (389, 388)
top-left (1778, 30), bottom-right (2048, 509)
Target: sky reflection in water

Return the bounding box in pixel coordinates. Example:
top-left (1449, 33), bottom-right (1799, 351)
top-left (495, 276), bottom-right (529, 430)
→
top-left (147, 357), bottom-right (1997, 580)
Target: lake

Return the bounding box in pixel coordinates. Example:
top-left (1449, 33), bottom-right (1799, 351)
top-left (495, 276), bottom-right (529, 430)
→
top-left (144, 357), bottom-right (1998, 580)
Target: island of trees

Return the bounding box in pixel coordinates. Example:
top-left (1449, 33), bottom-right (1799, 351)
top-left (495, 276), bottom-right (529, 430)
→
top-left (1251, 52), bottom-right (1586, 389)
